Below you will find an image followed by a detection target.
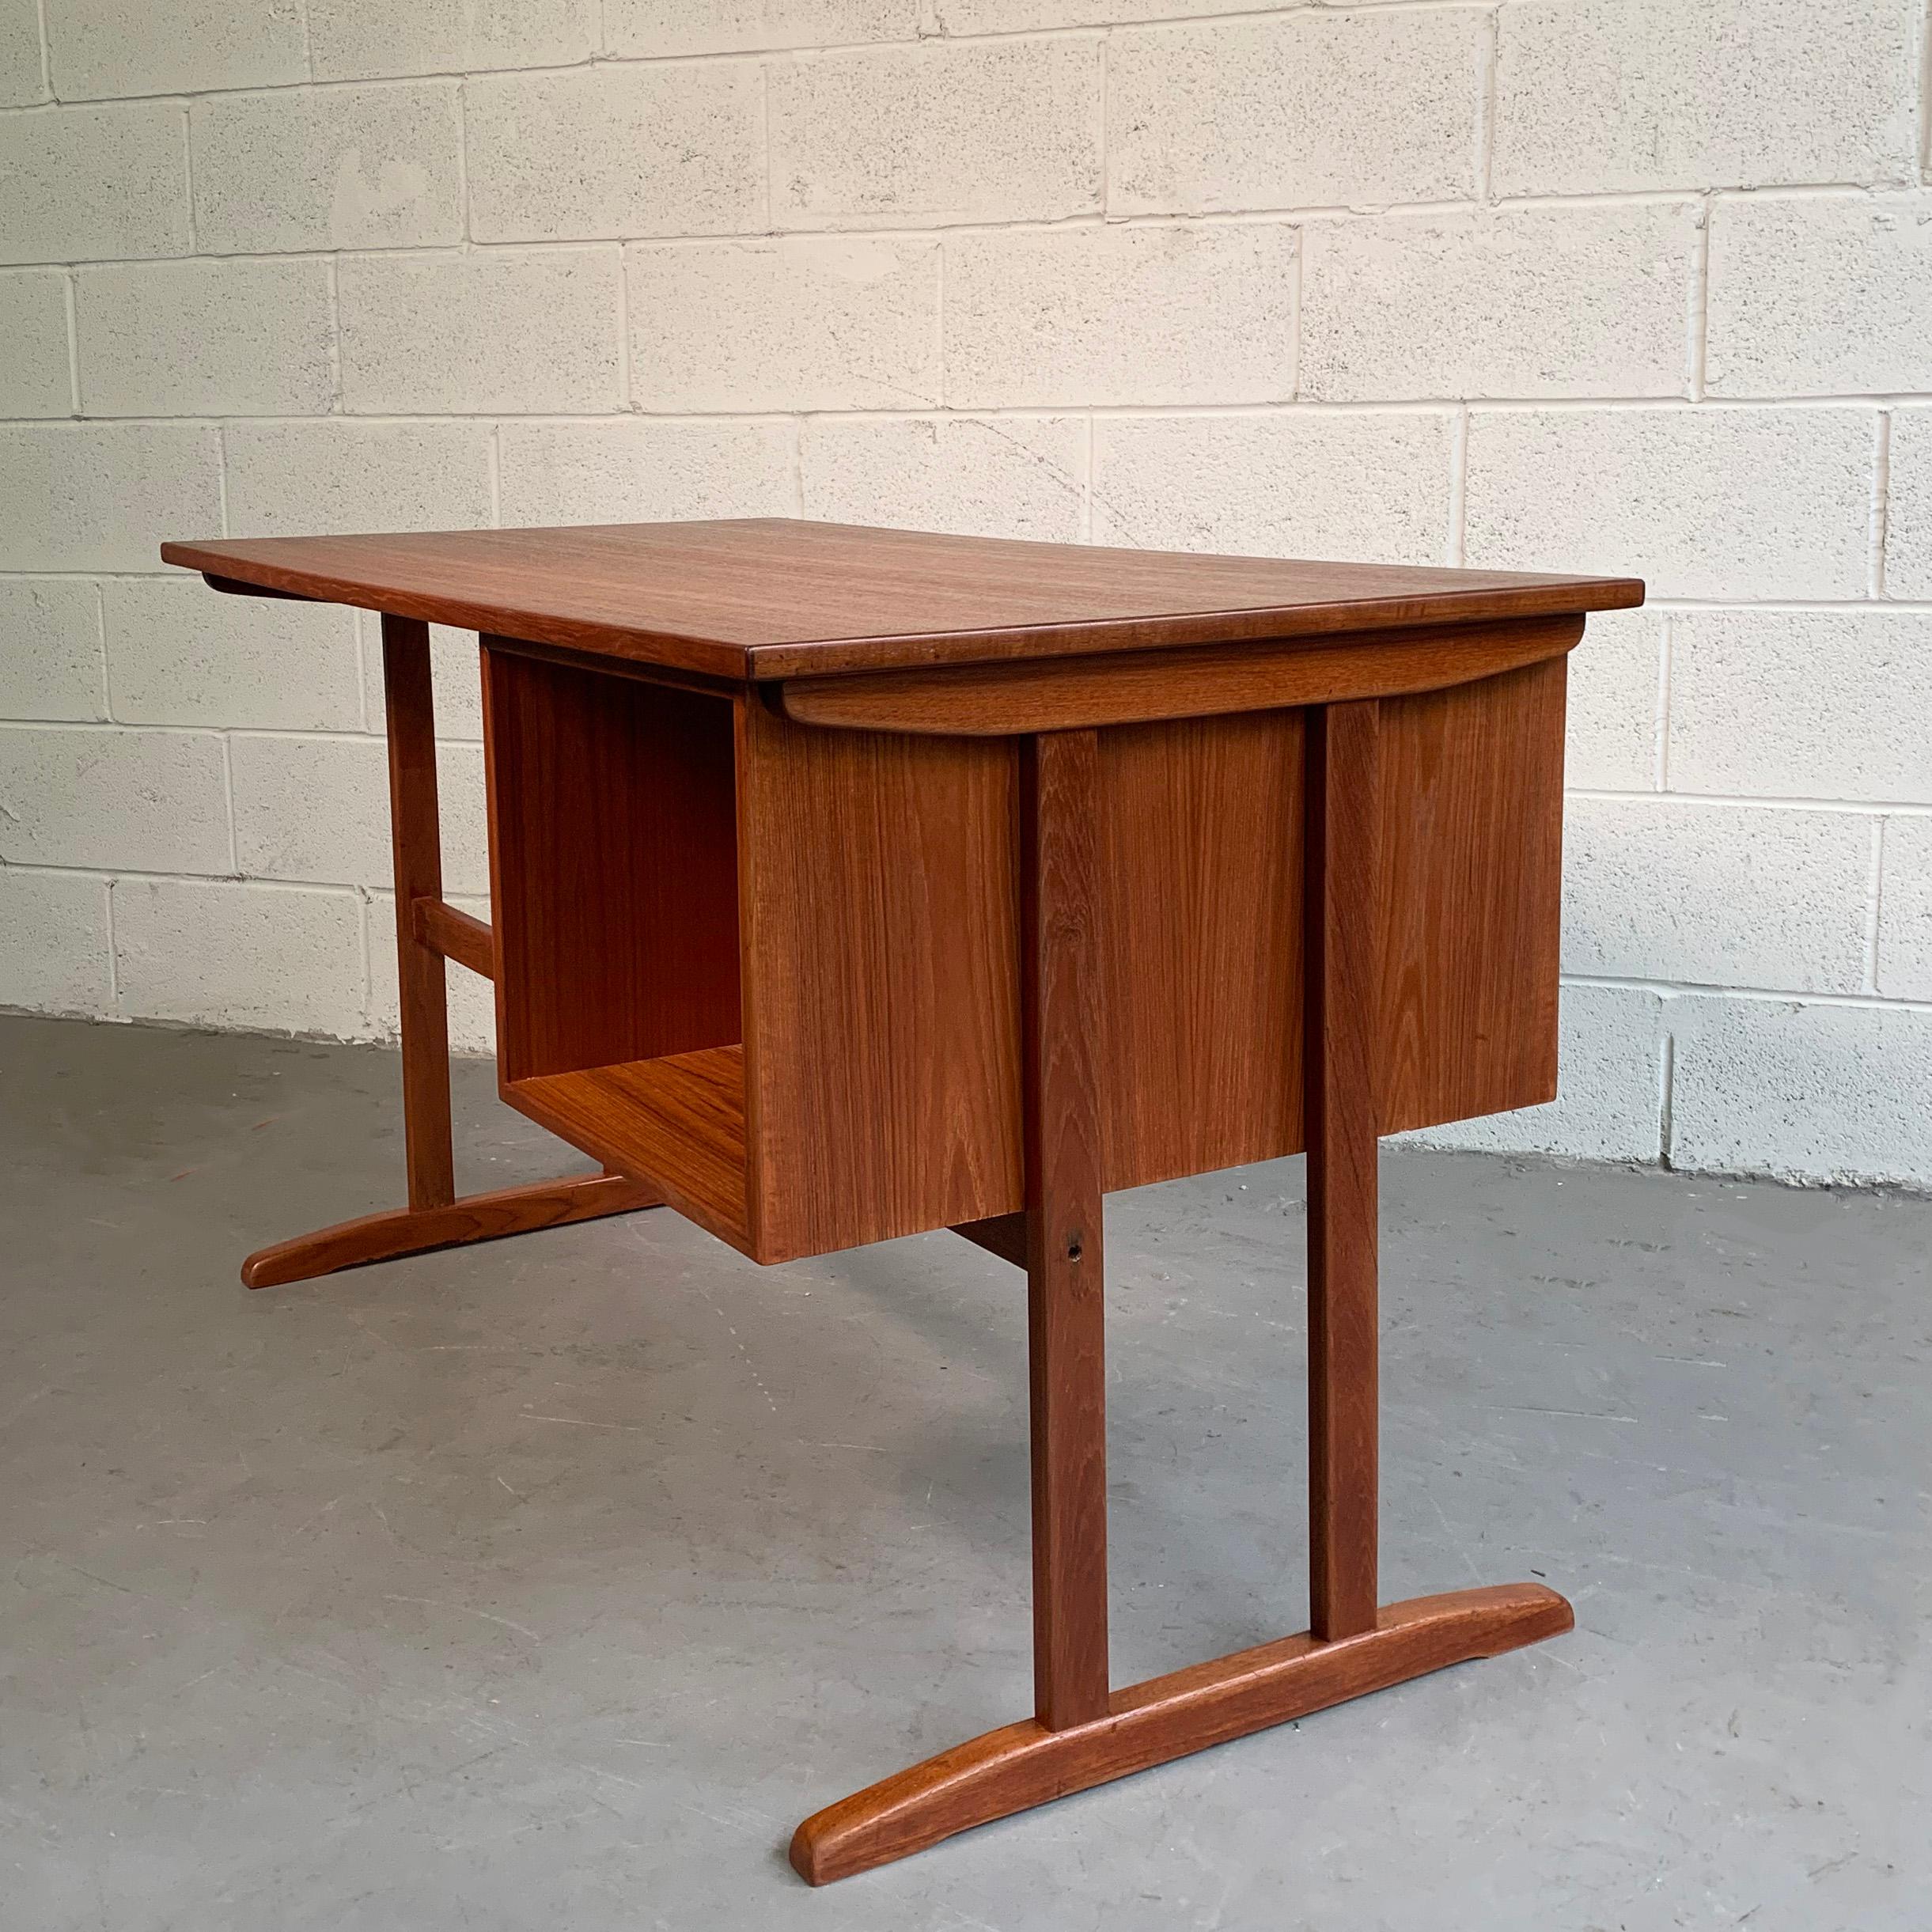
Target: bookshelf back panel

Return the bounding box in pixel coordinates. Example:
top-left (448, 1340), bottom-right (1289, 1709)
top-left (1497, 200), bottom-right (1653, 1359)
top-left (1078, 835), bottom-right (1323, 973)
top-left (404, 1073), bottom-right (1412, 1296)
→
top-left (483, 643), bottom-right (742, 1085)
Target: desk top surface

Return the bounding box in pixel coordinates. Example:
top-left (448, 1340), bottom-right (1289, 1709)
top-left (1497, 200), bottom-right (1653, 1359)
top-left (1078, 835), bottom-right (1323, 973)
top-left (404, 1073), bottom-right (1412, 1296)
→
top-left (162, 517), bottom-right (1644, 683)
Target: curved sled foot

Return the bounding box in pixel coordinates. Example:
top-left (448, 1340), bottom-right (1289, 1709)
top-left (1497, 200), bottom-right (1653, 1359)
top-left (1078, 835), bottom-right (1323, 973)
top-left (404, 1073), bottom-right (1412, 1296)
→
top-left (241, 1171), bottom-right (662, 1288)
top-left (790, 1581), bottom-right (1572, 1885)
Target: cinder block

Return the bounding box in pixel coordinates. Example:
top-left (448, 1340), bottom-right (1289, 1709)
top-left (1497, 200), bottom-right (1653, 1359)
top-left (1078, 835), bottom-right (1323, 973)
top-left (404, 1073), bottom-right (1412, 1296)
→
top-left (497, 419), bottom-right (794, 527)
top-left (1090, 411), bottom-right (1450, 566)
top-left (0, 867), bottom-right (112, 1015)
top-left (1666, 994), bottom-right (1932, 1188)
top-left (770, 37), bottom-right (1100, 229)
top-left (339, 247), bottom-right (621, 415)
top-left (1669, 611), bottom-right (1932, 802)
top-left (0, 579), bottom-right (105, 722)
top-left (1301, 203), bottom-right (1696, 402)
top-left (1562, 797), bottom-right (1873, 994)
top-left (360, 616), bottom-right (484, 741)
top-left (0, 724), bottom-right (229, 874)
top-left (113, 877), bottom-right (366, 1037)
top-left (801, 415), bottom-right (1086, 543)
top-left (1493, 0), bottom-right (1920, 195)
top-left (46, 0), bottom-right (304, 100)
top-left (606, 0), bottom-right (915, 56)
top-left (627, 238), bottom-right (939, 413)
top-left (467, 64), bottom-right (763, 244)
top-left (1407, 983), bottom-right (1664, 1163)
top-left (230, 733), bottom-right (487, 896)
top-left (1707, 192), bottom-right (1932, 397)
top-left (1884, 406), bottom-right (1932, 597)
top-left (946, 223), bottom-right (1295, 409)
top-left (366, 890), bottom-right (496, 1054)
top-left (0, 424), bottom-right (222, 572)
top-left (437, 740), bottom-right (489, 897)
top-left (0, 100), bottom-right (188, 265)
top-left (190, 82), bottom-right (461, 253)
top-left (225, 421), bottom-right (493, 539)
top-left (0, 270), bottom-right (72, 417)
top-left (1465, 406), bottom-right (1875, 600)
top-left (104, 578), bottom-right (362, 732)
top-left (307, 0), bottom-right (594, 81)
top-left (76, 258), bottom-right (334, 418)
top-left (1875, 815), bottom-right (1932, 999)
top-left (0, 0), bottom-right (44, 105)
top-left (1107, 9), bottom-right (1480, 217)
top-left (1566, 606), bottom-right (1661, 791)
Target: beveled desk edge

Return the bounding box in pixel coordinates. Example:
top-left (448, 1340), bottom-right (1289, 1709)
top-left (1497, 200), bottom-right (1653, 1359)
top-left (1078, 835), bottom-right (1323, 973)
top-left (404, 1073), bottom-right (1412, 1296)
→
top-left (160, 523), bottom-right (1644, 685)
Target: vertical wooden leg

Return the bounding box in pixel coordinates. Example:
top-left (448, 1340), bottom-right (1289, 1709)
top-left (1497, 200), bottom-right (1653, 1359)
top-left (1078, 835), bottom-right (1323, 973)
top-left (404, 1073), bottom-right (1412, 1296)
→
top-left (1303, 699), bottom-right (1384, 1642)
top-left (381, 613), bottom-right (456, 1211)
top-left (1020, 729), bottom-right (1110, 1732)
top-left (237, 616), bottom-right (666, 1290)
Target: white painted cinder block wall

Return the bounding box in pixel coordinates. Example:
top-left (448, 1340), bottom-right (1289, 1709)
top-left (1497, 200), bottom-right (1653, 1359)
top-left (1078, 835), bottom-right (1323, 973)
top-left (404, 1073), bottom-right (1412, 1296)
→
top-left (2, 0), bottom-right (1930, 1188)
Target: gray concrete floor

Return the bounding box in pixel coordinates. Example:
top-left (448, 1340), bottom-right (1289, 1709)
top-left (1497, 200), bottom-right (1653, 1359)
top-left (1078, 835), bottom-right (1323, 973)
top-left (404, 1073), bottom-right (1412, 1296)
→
top-left (1, 1013), bottom-right (1926, 1932)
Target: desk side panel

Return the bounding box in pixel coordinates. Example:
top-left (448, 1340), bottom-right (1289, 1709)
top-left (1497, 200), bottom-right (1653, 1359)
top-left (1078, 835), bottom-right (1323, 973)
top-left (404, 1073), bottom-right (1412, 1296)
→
top-left (1095, 663), bottom-right (1567, 1184)
top-left (736, 702), bottom-right (1025, 1261)
top-left (733, 657), bottom-right (1566, 1260)
top-left (1376, 655), bottom-right (1567, 1134)
top-left (1095, 711), bottom-right (1305, 1190)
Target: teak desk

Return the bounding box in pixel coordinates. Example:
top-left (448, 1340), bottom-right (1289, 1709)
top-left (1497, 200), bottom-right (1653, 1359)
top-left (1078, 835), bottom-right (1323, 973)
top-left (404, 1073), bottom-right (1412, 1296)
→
top-left (161, 518), bottom-right (1644, 1883)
